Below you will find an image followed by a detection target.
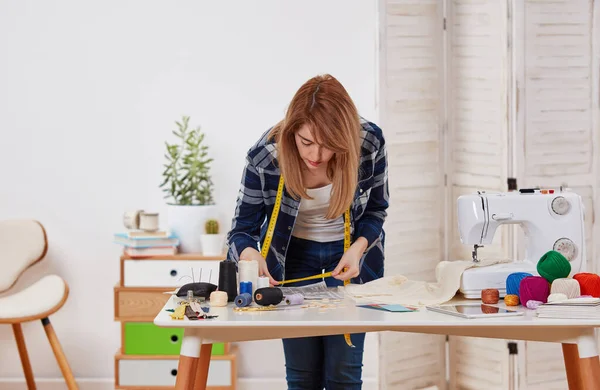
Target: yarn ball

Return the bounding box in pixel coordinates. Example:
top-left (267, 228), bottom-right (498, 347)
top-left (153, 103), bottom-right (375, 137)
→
top-left (573, 273), bottom-right (600, 297)
top-left (537, 250), bottom-right (571, 283)
top-left (481, 289), bottom-right (499, 304)
top-left (504, 294), bottom-right (519, 306)
top-left (548, 293), bottom-right (568, 303)
top-left (526, 300), bottom-right (543, 310)
top-left (550, 278), bottom-right (580, 299)
top-left (519, 276), bottom-right (550, 306)
top-left (506, 272), bottom-right (533, 296)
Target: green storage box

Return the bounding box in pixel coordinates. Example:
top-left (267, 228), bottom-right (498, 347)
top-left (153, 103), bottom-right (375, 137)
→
top-left (124, 323), bottom-right (225, 356)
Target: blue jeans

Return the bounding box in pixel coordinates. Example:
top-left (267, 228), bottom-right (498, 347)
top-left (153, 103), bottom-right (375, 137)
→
top-left (282, 236), bottom-right (365, 390)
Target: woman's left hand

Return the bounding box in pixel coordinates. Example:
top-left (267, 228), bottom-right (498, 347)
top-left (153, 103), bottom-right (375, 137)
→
top-left (332, 237), bottom-right (368, 281)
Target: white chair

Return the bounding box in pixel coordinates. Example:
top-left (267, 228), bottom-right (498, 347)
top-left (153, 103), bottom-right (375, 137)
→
top-left (0, 219), bottom-right (77, 389)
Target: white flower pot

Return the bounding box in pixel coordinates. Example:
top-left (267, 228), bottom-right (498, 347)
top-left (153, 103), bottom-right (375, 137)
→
top-left (166, 204), bottom-right (217, 253)
top-left (200, 234), bottom-right (226, 256)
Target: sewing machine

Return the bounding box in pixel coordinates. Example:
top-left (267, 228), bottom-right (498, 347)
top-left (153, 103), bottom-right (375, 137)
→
top-left (457, 188), bottom-right (586, 298)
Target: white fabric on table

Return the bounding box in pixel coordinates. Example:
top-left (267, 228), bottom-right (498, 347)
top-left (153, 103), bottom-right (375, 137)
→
top-left (344, 259), bottom-right (511, 306)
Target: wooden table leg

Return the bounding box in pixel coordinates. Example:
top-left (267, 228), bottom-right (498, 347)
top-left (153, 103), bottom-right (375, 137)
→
top-left (193, 344), bottom-right (213, 390)
top-left (563, 343), bottom-right (583, 390)
top-left (579, 356), bottom-right (600, 390)
top-left (175, 329), bottom-right (202, 390)
top-left (563, 329), bottom-right (600, 390)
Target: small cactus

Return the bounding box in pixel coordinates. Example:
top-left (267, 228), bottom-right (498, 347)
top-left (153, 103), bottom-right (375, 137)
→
top-left (205, 219), bottom-right (219, 234)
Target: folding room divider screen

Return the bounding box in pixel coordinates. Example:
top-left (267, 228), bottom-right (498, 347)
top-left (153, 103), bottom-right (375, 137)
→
top-left (377, 0), bottom-right (600, 388)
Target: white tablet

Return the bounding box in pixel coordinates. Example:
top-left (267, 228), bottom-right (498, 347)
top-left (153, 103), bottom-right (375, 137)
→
top-left (426, 303), bottom-right (524, 319)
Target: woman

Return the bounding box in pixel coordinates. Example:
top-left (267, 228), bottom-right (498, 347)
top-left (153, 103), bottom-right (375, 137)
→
top-left (226, 74), bottom-right (388, 389)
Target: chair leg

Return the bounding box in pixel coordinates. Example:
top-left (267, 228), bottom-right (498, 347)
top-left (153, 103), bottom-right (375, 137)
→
top-left (12, 323), bottom-right (36, 390)
top-left (41, 318), bottom-right (78, 390)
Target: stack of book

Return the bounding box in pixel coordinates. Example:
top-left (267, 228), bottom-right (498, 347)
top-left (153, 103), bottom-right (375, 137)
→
top-left (113, 230), bottom-right (179, 257)
top-left (536, 297), bottom-right (600, 319)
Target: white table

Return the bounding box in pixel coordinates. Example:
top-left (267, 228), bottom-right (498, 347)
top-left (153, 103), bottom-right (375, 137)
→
top-left (154, 295), bottom-right (600, 390)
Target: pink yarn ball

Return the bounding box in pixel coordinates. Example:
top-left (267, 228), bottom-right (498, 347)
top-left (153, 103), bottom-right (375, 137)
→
top-left (519, 276), bottom-right (549, 306)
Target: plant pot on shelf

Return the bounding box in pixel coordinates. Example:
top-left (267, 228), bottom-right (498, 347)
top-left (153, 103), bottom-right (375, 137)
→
top-left (200, 234), bottom-right (226, 256)
top-left (166, 204), bottom-right (217, 253)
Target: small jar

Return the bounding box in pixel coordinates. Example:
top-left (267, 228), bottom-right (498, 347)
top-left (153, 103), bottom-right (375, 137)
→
top-left (139, 212), bottom-right (159, 231)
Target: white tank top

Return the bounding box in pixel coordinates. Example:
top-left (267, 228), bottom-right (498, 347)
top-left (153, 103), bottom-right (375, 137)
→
top-left (291, 184), bottom-right (345, 242)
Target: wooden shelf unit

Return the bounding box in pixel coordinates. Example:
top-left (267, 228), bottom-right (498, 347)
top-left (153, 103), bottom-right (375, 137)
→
top-left (114, 253), bottom-right (236, 389)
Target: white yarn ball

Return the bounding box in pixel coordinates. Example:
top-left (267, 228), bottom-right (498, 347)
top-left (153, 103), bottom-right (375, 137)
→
top-left (209, 291), bottom-right (228, 307)
top-left (551, 278), bottom-right (580, 299)
top-left (547, 292), bottom-right (568, 303)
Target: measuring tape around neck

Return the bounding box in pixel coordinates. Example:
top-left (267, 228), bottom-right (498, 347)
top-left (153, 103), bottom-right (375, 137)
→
top-left (261, 175), bottom-right (355, 348)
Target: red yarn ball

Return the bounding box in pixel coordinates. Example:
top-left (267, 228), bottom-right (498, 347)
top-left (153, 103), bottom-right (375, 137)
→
top-left (573, 273), bottom-right (600, 298)
top-left (519, 276), bottom-right (550, 306)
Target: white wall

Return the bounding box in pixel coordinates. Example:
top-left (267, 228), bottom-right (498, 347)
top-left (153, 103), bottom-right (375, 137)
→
top-left (0, 0), bottom-right (379, 387)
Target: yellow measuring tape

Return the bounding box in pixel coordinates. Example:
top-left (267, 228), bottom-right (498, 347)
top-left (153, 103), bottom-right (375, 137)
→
top-left (261, 175), bottom-right (355, 348)
top-left (260, 175), bottom-right (285, 259)
top-left (279, 271), bottom-right (333, 286)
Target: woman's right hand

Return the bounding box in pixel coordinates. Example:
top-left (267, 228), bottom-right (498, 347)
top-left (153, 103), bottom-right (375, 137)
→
top-left (240, 247), bottom-right (279, 286)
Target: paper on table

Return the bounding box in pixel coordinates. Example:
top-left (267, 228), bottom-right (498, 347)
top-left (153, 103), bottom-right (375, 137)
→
top-left (278, 281), bottom-right (344, 300)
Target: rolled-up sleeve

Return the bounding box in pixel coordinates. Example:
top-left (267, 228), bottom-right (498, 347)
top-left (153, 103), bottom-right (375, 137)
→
top-left (226, 154), bottom-right (266, 262)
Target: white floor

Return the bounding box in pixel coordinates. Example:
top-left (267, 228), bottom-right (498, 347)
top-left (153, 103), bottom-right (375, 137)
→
top-left (0, 377), bottom-right (379, 390)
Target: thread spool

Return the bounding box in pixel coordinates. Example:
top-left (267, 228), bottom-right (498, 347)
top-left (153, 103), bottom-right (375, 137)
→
top-left (481, 304), bottom-right (499, 314)
top-left (519, 276), bottom-right (550, 306)
top-left (209, 291), bottom-right (228, 307)
top-left (284, 293), bottom-right (304, 306)
top-left (548, 293), bottom-right (568, 303)
top-left (239, 260), bottom-right (259, 295)
top-left (573, 273), bottom-right (600, 297)
top-left (506, 272), bottom-right (533, 296)
top-left (537, 250), bottom-right (571, 283)
top-left (218, 259), bottom-right (238, 302)
top-left (235, 293), bottom-right (252, 307)
top-left (257, 276), bottom-right (270, 289)
top-left (550, 278), bottom-right (580, 299)
top-left (481, 289), bottom-right (499, 304)
top-left (526, 300), bottom-right (543, 310)
top-left (254, 287), bottom-right (283, 306)
top-left (504, 294), bottom-right (519, 306)
top-left (240, 281), bottom-right (252, 296)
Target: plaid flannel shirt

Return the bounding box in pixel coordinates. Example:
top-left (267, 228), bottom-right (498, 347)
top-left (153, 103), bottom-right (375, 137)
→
top-left (226, 117), bottom-right (388, 284)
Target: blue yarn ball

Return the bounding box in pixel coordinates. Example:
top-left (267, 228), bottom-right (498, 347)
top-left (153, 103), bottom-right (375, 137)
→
top-left (506, 272), bottom-right (533, 296)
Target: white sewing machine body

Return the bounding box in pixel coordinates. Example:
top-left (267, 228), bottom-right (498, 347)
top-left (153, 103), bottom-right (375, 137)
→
top-left (457, 189), bottom-right (586, 298)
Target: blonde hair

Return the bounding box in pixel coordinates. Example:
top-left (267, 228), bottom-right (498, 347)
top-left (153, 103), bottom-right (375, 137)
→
top-left (269, 74), bottom-right (361, 219)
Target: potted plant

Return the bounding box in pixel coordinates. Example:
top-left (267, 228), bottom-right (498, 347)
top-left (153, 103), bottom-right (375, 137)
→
top-left (160, 116), bottom-right (217, 253)
top-left (200, 219), bottom-right (225, 256)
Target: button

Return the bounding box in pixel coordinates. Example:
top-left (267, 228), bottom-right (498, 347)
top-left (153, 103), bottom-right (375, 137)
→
top-left (282, 246), bottom-right (286, 250)
top-left (288, 226), bottom-right (292, 230)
